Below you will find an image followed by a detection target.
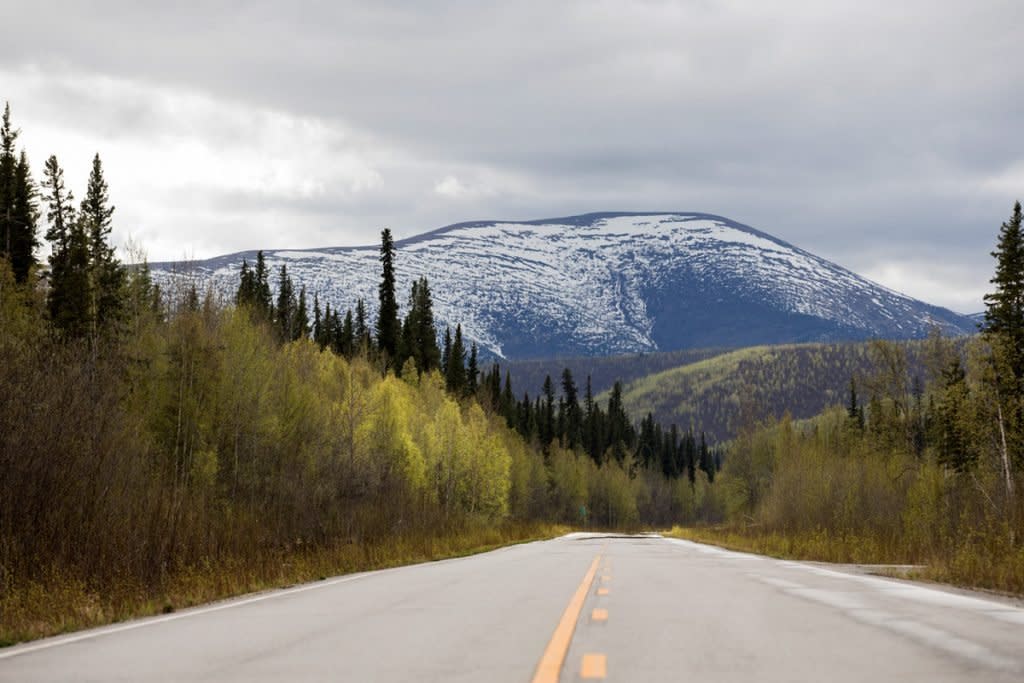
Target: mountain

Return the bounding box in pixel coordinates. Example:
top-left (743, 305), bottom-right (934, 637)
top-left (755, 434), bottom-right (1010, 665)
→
top-left (150, 212), bottom-right (976, 360)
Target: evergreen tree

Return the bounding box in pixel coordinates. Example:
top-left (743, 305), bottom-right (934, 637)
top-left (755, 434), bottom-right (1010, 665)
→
top-left (402, 276), bottom-right (441, 375)
top-left (253, 250), bottom-right (272, 318)
top-left (236, 259), bottom-right (256, 307)
top-left (294, 284), bottom-right (309, 341)
top-left (376, 228), bottom-right (400, 363)
top-left (445, 323), bottom-right (467, 394)
top-left (561, 368), bottom-right (582, 449)
top-left (275, 264), bottom-right (295, 342)
top-left (984, 201), bottom-right (1024, 384)
top-left (541, 375), bottom-right (556, 446)
top-left (354, 298), bottom-right (369, 351)
top-left (312, 293), bottom-right (323, 348)
top-left (937, 357), bottom-right (974, 473)
top-left (0, 105), bottom-right (39, 284)
top-left (340, 309), bottom-right (355, 357)
top-left (467, 343), bottom-right (479, 397)
top-left (441, 325), bottom-right (452, 376)
top-left (42, 155), bottom-right (91, 338)
top-left (79, 154), bottom-right (125, 333)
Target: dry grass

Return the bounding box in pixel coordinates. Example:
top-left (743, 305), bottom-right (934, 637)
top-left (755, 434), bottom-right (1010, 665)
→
top-left (666, 525), bottom-right (1024, 597)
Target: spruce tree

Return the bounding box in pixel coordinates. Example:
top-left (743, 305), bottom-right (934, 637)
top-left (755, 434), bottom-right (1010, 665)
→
top-left (984, 200), bottom-right (1024, 384)
top-left (0, 102), bottom-right (17, 271)
top-left (275, 264), bottom-right (295, 342)
top-left (445, 323), bottom-right (467, 394)
top-left (441, 325), bottom-right (452, 376)
top-left (254, 250), bottom-right (272, 318)
top-left (294, 284), bottom-right (309, 341)
top-left (340, 309), bottom-right (355, 357)
top-left (467, 343), bottom-right (479, 397)
top-left (0, 105), bottom-right (38, 283)
top-left (541, 375), bottom-right (555, 446)
top-left (354, 298), bottom-right (369, 351)
top-left (43, 155), bottom-right (91, 338)
top-left (561, 368), bottom-right (582, 449)
top-left (312, 293), bottom-right (323, 348)
top-left (376, 228), bottom-right (400, 362)
top-left (79, 154), bottom-right (125, 333)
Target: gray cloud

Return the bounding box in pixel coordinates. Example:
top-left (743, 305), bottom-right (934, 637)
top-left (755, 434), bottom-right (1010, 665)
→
top-left (1, 0), bottom-right (1021, 312)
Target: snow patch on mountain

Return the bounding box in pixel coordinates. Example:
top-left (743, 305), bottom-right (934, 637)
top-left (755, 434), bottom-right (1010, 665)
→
top-left (150, 212), bottom-right (976, 359)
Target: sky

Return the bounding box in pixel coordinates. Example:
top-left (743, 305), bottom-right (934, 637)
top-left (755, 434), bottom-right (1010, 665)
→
top-left (2, 0), bottom-right (1021, 314)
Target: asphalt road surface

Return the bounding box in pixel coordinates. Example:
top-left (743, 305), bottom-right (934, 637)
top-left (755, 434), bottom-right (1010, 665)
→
top-left (3, 532), bottom-right (1024, 682)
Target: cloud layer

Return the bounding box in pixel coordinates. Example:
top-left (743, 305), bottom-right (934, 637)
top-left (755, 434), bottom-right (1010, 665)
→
top-left (2, 0), bottom-right (1022, 312)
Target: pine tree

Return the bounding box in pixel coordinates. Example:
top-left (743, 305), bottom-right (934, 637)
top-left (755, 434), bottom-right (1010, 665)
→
top-left (467, 343), bottom-right (479, 397)
top-left (79, 154), bottom-right (125, 334)
top-left (376, 228), bottom-right (400, 363)
top-left (441, 325), bottom-right (452, 376)
top-left (253, 250), bottom-right (272, 318)
top-left (984, 201), bottom-right (1024, 384)
top-left (275, 264), bottom-right (295, 342)
top-left (937, 357), bottom-right (974, 473)
top-left (42, 155), bottom-right (91, 338)
top-left (561, 368), bottom-right (582, 450)
top-left (354, 298), bottom-right (369, 351)
top-left (294, 284), bottom-right (309, 341)
top-left (0, 105), bottom-right (38, 283)
top-left (312, 293), bottom-right (323, 348)
top-left (340, 309), bottom-right (355, 357)
top-left (0, 102), bottom-right (17, 272)
top-left (236, 259), bottom-right (256, 307)
top-left (445, 323), bottom-right (467, 394)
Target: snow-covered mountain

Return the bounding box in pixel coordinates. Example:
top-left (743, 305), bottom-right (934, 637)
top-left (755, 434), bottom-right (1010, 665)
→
top-left (150, 212), bottom-right (976, 359)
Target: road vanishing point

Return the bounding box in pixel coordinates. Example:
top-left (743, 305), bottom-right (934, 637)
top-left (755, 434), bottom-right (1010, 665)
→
top-left (2, 533), bottom-right (1024, 682)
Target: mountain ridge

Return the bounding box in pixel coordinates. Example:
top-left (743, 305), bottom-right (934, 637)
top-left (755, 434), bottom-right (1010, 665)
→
top-left (150, 211), bottom-right (976, 360)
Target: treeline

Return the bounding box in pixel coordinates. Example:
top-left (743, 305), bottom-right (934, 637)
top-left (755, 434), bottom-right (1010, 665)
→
top-left (700, 202), bottom-right (1024, 592)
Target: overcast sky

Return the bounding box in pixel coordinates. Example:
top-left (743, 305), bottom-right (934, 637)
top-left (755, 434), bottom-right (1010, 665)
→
top-left (2, 1), bottom-right (1021, 313)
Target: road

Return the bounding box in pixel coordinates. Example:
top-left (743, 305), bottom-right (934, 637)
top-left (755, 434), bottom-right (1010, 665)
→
top-left (2, 533), bottom-right (1024, 682)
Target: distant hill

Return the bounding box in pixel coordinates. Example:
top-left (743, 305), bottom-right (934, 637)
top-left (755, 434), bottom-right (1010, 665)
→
top-left (606, 341), bottom-right (942, 443)
top-left (150, 212), bottom-right (976, 360)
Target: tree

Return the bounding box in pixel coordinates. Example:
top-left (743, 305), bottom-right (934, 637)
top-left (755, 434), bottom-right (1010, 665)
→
top-left (376, 228), bottom-right (400, 364)
top-left (274, 264), bottom-right (296, 342)
top-left (401, 276), bottom-right (441, 376)
top-left (847, 376), bottom-right (864, 430)
top-left (446, 323), bottom-right (467, 394)
top-left (79, 153), bottom-right (125, 334)
top-left (467, 343), bottom-right (479, 397)
top-left (253, 250), bottom-right (272, 318)
top-left (984, 200), bottom-right (1024, 385)
top-left (355, 298), bottom-right (370, 352)
top-left (937, 357), bottom-right (974, 473)
top-left (42, 155), bottom-right (91, 338)
top-left (294, 284), bottom-right (309, 341)
top-left (0, 104), bottom-right (38, 283)
top-left (561, 368), bottom-right (582, 449)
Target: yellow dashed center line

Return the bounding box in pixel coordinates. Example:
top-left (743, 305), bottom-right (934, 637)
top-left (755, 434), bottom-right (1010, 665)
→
top-left (591, 608), bottom-right (608, 622)
top-left (581, 653), bottom-right (607, 679)
top-left (530, 555), bottom-right (602, 683)
top-left (597, 587), bottom-right (610, 596)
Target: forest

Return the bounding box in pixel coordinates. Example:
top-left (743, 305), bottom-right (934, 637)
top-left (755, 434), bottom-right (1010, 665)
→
top-left (0, 103), bottom-right (717, 644)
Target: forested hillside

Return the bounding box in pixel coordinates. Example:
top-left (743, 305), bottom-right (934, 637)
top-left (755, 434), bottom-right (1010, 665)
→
top-left (613, 341), bottom-right (948, 442)
top-left (505, 347), bottom-right (728, 399)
